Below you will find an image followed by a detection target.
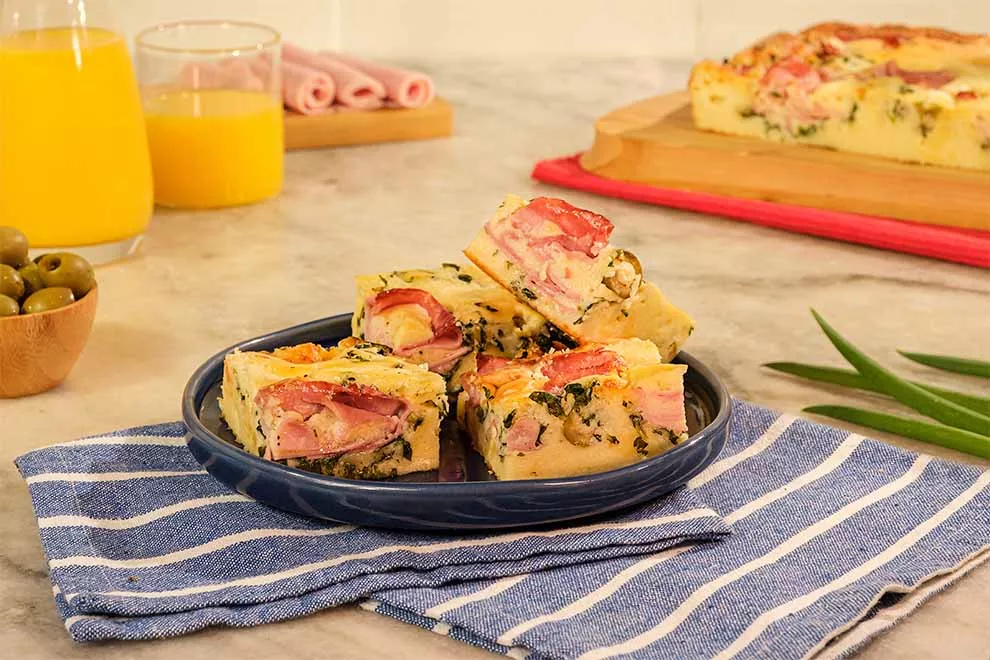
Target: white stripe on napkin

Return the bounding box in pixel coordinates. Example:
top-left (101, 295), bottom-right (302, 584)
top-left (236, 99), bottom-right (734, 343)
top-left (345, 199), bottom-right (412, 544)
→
top-left (689, 414), bottom-right (795, 488)
top-left (425, 575), bottom-right (529, 618)
top-left (64, 508), bottom-right (717, 602)
top-left (715, 469), bottom-right (990, 660)
top-left (497, 433), bottom-right (865, 644)
top-left (49, 526), bottom-right (356, 569)
top-left (576, 454), bottom-right (933, 660)
top-left (37, 494), bottom-right (253, 530)
top-left (26, 470), bottom-right (208, 485)
top-left (54, 435), bottom-right (187, 449)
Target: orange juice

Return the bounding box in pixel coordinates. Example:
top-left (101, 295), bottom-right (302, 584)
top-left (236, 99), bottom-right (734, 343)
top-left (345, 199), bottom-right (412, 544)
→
top-left (0, 28), bottom-right (152, 246)
top-left (144, 89), bottom-right (284, 209)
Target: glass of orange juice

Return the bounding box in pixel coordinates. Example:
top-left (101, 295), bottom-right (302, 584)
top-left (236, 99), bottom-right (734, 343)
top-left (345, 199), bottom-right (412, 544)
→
top-left (0, 0), bottom-right (153, 264)
top-left (135, 21), bottom-right (284, 209)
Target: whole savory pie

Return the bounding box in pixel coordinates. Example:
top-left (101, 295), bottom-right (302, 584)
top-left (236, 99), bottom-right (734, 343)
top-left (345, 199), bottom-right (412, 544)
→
top-left (689, 22), bottom-right (990, 170)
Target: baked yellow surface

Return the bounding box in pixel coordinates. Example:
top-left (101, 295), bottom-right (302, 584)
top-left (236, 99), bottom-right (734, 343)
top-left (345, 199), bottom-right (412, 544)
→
top-left (464, 195), bottom-right (694, 360)
top-left (690, 22), bottom-right (990, 170)
top-left (457, 338), bottom-right (688, 480)
top-left (219, 340), bottom-right (446, 479)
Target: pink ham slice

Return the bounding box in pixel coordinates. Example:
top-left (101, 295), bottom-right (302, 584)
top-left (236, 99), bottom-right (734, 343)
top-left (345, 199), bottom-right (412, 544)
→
top-left (632, 387), bottom-right (688, 435)
top-left (319, 52), bottom-right (435, 109)
top-left (541, 348), bottom-right (621, 393)
top-left (282, 43), bottom-right (386, 110)
top-left (517, 197), bottom-right (614, 259)
top-left (245, 56), bottom-right (335, 115)
top-left (256, 380), bottom-right (408, 461)
top-left (504, 418), bottom-right (543, 452)
top-left (364, 288), bottom-right (470, 372)
top-left (872, 61), bottom-right (955, 88)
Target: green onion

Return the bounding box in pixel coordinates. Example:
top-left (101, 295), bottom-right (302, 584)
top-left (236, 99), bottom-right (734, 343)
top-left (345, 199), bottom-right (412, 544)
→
top-left (804, 405), bottom-right (990, 459)
top-left (810, 310), bottom-right (990, 436)
top-left (897, 351), bottom-right (990, 379)
top-left (764, 362), bottom-right (990, 415)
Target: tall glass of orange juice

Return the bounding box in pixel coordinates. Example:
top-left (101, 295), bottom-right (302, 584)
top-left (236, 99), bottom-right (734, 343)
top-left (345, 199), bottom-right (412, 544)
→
top-left (135, 22), bottom-right (284, 209)
top-left (0, 0), bottom-right (153, 263)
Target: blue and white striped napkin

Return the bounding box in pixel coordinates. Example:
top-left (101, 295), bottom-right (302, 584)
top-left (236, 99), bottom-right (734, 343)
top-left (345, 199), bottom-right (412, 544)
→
top-left (15, 423), bottom-right (727, 642)
top-left (17, 400), bottom-right (990, 658)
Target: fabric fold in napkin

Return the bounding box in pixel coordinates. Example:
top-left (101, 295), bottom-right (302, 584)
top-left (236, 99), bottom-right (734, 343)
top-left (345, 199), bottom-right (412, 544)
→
top-left (371, 401), bottom-right (990, 659)
top-left (16, 399), bottom-right (990, 657)
top-left (15, 430), bottom-right (728, 641)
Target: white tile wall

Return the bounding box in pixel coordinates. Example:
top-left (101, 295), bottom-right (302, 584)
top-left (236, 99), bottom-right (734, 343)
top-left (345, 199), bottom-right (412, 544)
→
top-left (117, 0), bottom-right (989, 59)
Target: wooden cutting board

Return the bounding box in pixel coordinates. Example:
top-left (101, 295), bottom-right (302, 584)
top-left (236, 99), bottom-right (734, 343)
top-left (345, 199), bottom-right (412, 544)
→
top-left (284, 98), bottom-right (453, 150)
top-left (579, 92), bottom-right (990, 231)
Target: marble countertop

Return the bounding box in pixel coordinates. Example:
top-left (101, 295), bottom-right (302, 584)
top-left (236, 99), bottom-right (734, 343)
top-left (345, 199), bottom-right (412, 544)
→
top-left (2, 59), bottom-right (988, 659)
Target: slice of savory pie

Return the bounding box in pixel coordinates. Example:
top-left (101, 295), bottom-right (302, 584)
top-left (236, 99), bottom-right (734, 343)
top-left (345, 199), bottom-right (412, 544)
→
top-left (690, 22), bottom-right (990, 170)
top-left (219, 339), bottom-right (447, 479)
top-left (352, 263), bottom-right (566, 376)
top-left (457, 338), bottom-right (689, 480)
top-left (464, 195), bottom-right (694, 361)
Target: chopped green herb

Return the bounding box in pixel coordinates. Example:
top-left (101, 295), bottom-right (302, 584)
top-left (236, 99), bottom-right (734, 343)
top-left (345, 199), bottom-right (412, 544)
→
top-left (377, 275), bottom-right (389, 287)
top-left (535, 424), bottom-right (548, 446)
top-left (606, 434), bottom-right (620, 445)
top-left (565, 381), bottom-right (596, 410)
top-left (512, 314), bottom-right (526, 330)
top-left (504, 410), bottom-right (517, 429)
top-left (475, 302), bottom-right (500, 313)
top-left (739, 107), bottom-right (760, 118)
top-left (633, 436), bottom-right (650, 456)
top-left (520, 287), bottom-right (537, 300)
top-left (887, 99), bottom-right (908, 122)
top-left (529, 391), bottom-right (565, 417)
top-left (442, 263), bottom-right (460, 270)
top-left (408, 415), bottom-right (424, 431)
top-left (457, 273), bottom-right (473, 283)
top-left (795, 124), bottom-right (818, 138)
top-left (475, 406), bottom-right (486, 423)
top-left (845, 102), bottom-right (859, 123)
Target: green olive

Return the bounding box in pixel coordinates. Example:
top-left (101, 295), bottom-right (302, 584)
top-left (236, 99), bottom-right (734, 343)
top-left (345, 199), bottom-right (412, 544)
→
top-left (17, 262), bottom-right (45, 299)
top-left (0, 264), bottom-right (25, 301)
top-left (21, 287), bottom-right (75, 314)
top-left (0, 226), bottom-right (29, 268)
top-left (37, 252), bottom-right (96, 299)
top-left (0, 294), bottom-right (19, 317)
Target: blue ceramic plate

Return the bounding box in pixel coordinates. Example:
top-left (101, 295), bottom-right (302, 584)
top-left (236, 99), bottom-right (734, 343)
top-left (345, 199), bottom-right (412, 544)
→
top-left (182, 314), bottom-right (731, 530)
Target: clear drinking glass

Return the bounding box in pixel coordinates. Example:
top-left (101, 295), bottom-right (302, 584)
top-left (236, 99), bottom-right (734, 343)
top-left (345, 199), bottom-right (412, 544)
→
top-left (0, 0), bottom-right (153, 264)
top-left (135, 21), bottom-right (284, 209)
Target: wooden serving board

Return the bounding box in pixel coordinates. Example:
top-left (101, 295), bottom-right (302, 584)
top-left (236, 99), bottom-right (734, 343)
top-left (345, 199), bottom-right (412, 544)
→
top-left (579, 92), bottom-right (990, 231)
top-left (284, 98), bottom-right (453, 151)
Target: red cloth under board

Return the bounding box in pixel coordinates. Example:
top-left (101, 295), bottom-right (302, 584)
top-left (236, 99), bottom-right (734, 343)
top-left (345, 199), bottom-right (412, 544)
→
top-left (531, 154), bottom-right (990, 269)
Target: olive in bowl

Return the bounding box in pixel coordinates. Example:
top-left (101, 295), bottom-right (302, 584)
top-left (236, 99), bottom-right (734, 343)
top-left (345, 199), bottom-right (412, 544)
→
top-left (36, 252), bottom-right (96, 299)
top-left (0, 226), bottom-right (99, 397)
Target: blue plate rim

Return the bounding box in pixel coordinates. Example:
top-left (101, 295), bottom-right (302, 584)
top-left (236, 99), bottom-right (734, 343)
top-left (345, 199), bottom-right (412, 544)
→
top-left (181, 314), bottom-right (732, 495)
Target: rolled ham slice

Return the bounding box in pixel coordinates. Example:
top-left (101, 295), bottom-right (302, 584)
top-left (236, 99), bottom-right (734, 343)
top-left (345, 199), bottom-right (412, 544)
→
top-left (319, 51), bottom-right (435, 109)
top-left (281, 43), bottom-right (385, 110)
top-left (245, 56), bottom-right (335, 115)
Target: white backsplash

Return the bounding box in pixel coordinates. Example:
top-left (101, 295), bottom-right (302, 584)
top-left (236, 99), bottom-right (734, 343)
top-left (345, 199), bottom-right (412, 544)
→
top-left (117, 0), bottom-right (989, 59)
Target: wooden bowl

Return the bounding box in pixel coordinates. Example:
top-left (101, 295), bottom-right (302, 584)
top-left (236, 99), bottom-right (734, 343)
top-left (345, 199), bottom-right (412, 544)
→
top-left (0, 286), bottom-right (98, 398)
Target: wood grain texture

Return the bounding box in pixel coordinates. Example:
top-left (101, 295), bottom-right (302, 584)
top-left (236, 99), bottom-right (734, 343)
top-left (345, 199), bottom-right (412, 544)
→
top-left (284, 98), bottom-right (454, 150)
top-left (0, 287), bottom-right (97, 398)
top-left (580, 92), bottom-right (990, 231)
